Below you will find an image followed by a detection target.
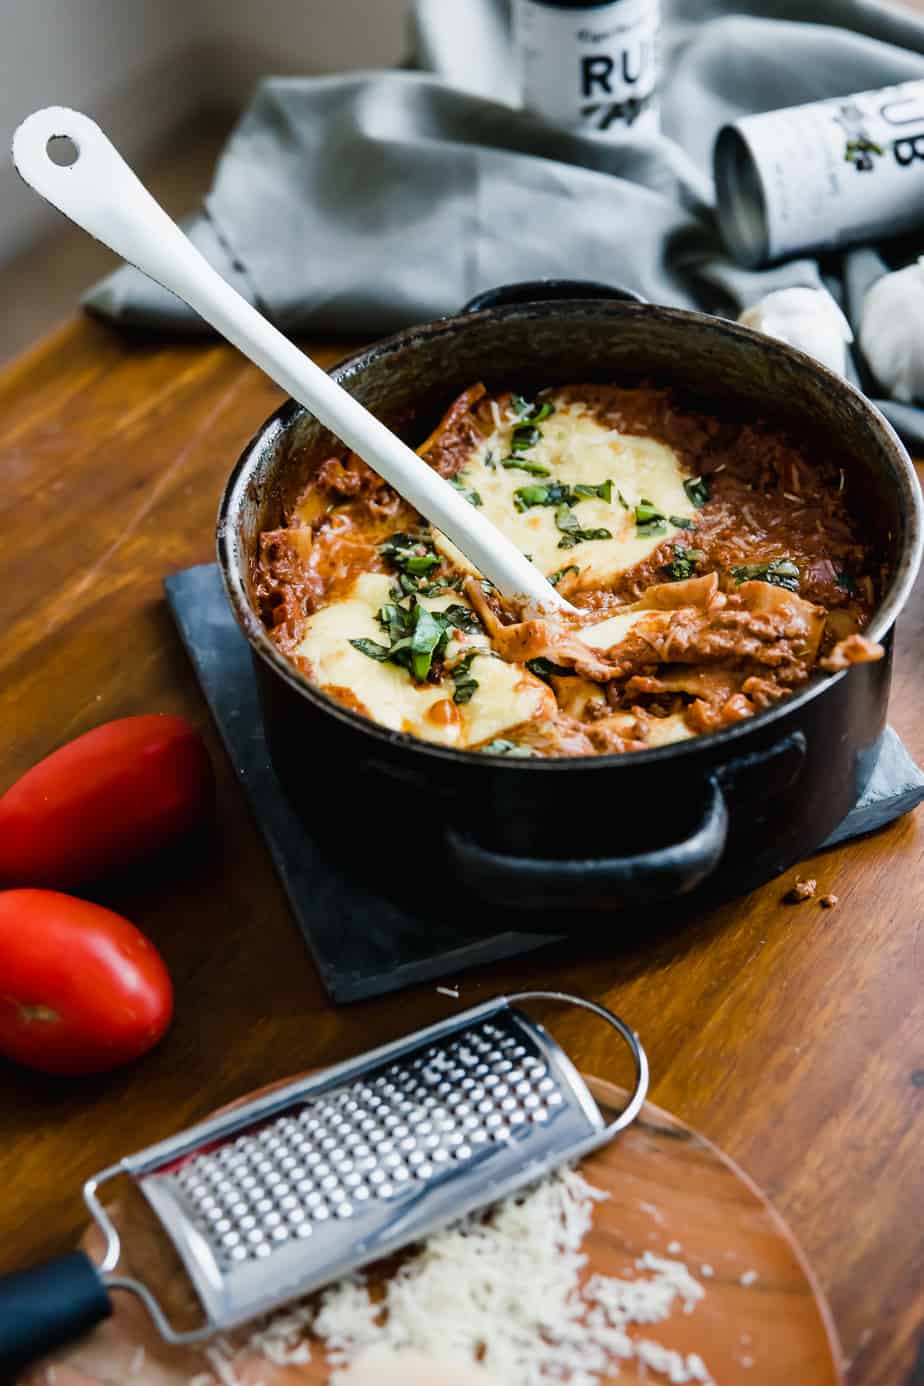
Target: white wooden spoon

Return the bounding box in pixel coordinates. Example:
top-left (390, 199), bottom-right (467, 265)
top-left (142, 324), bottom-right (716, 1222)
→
top-left (12, 107), bottom-right (573, 614)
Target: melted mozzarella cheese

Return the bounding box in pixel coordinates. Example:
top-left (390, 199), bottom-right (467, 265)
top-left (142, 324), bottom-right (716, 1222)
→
top-left (295, 573), bottom-right (554, 748)
top-left (597, 708), bottom-right (695, 749)
top-left (579, 606), bottom-right (668, 650)
top-left (459, 652), bottom-right (555, 747)
top-left (434, 400), bottom-right (695, 585)
top-left (643, 713), bottom-right (695, 747)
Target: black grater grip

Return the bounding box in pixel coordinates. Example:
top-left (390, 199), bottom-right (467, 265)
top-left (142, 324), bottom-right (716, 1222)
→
top-left (0, 1249), bottom-right (112, 1376)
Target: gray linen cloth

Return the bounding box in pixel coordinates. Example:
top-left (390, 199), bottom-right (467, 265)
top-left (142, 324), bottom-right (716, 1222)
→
top-left (85, 0), bottom-right (924, 837)
top-left (86, 0), bottom-right (924, 442)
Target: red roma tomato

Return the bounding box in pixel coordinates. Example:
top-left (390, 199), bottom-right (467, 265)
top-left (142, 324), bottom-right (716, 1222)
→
top-left (0, 890), bottom-right (173, 1075)
top-left (0, 714), bottom-right (213, 889)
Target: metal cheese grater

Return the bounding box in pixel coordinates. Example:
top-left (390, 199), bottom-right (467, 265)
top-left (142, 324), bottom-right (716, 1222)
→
top-left (0, 992), bottom-right (647, 1375)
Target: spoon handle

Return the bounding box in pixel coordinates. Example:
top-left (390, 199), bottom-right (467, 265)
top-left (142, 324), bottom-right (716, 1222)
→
top-left (12, 107), bottom-right (571, 613)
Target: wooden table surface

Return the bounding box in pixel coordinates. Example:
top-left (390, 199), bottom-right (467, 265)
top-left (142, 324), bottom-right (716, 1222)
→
top-left (2, 317), bottom-right (923, 1386)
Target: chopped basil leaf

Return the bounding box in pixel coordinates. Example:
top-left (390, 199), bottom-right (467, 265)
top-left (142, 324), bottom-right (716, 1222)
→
top-left (380, 531), bottom-right (442, 577)
top-left (573, 480), bottom-right (613, 503)
top-left (555, 505), bottom-right (611, 549)
top-left (730, 557), bottom-right (800, 592)
top-left (500, 457), bottom-right (552, 477)
top-left (380, 531), bottom-right (424, 560)
top-left (666, 545), bottom-right (706, 581)
top-left (555, 503), bottom-right (580, 536)
top-left (549, 565), bottom-right (579, 587)
top-left (527, 657), bottom-right (573, 681)
top-left (484, 450), bottom-right (497, 470)
top-left (418, 575), bottom-right (464, 596)
top-left (481, 738), bottom-right (538, 757)
top-left (667, 551), bottom-right (694, 582)
top-left (514, 484), bottom-right (551, 511)
top-left (635, 498), bottom-right (662, 526)
top-left (406, 552), bottom-right (441, 574)
top-left (669, 515), bottom-right (693, 529)
top-left (580, 529), bottom-right (612, 544)
top-left (361, 593), bottom-right (484, 683)
top-left (406, 606), bottom-right (445, 681)
top-left (451, 651), bottom-right (479, 705)
top-left (558, 532), bottom-right (612, 549)
top-left (377, 601), bottom-right (410, 642)
top-left (634, 498), bottom-right (667, 538)
top-left (510, 423), bottom-right (541, 453)
top-left (516, 479), bottom-right (615, 511)
top-left (450, 475), bottom-right (483, 507)
top-left (441, 603), bottom-right (483, 634)
top-left (350, 638), bottom-right (391, 661)
top-left (512, 396), bottom-right (555, 425)
top-left (390, 573), bottom-right (420, 598)
top-left (617, 490), bottom-right (630, 509)
top-left (514, 480), bottom-right (574, 512)
top-left (683, 475), bottom-right (711, 508)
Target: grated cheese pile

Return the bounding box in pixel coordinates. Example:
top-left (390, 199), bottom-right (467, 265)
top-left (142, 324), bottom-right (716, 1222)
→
top-left (192, 1167), bottom-right (714, 1386)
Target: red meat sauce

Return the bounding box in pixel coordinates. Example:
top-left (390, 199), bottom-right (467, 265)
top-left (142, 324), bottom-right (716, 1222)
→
top-left (254, 383), bottom-right (882, 758)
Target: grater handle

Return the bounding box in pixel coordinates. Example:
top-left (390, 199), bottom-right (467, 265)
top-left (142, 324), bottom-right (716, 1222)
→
top-left (0, 1250), bottom-right (112, 1375)
top-left (506, 991), bottom-right (649, 1134)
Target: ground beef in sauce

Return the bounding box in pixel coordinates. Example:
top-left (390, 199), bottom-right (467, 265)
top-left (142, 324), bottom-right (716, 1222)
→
top-left (254, 383), bottom-right (882, 758)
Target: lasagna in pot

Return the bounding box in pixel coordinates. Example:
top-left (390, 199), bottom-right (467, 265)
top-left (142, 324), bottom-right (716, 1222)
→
top-left (256, 384), bottom-right (881, 758)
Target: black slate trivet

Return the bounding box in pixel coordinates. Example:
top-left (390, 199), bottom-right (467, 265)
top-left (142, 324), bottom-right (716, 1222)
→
top-left (165, 563), bottom-right (924, 1003)
top-left (165, 563), bottom-right (551, 1003)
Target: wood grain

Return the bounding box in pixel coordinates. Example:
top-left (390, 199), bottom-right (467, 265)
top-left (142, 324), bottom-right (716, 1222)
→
top-left (22, 1077), bottom-right (842, 1386)
top-left (1, 316), bottom-right (923, 1385)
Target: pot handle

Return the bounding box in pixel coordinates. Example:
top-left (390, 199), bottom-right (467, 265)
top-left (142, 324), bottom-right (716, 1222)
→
top-left (446, 776), bottom-right (728, 912)
top-left (461, 279), bottom-right (646, 314)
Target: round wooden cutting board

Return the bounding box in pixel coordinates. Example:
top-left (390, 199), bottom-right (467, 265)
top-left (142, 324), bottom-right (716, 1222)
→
top-left (25, 1078), bottom-right (843, 1386)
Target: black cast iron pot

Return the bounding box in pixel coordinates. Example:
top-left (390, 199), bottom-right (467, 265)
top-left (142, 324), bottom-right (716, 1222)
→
top-left (217, 282), bottom-right (922, 929)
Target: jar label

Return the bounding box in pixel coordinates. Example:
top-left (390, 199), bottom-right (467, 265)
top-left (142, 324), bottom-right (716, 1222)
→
top-left (515, 0), bottom-right (660, 139)
top-left (736, 80), bottom-right (924, 260)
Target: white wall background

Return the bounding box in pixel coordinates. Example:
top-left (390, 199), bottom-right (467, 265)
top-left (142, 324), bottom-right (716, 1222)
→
top-left (198, 0), bottom-right (412, 93)
top-left (0, 0), bottom-right (411, 266)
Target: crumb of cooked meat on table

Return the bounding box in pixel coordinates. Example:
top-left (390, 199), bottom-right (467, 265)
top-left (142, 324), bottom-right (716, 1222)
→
top-left (785, 876), bottom-right (817, 903)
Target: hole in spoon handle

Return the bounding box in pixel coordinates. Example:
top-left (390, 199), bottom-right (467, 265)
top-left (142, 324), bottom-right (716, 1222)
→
top-left (46, 134), bottom-right (79, 167)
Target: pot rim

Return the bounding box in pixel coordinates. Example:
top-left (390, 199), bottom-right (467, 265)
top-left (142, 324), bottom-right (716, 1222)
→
top-left (216, 298), bottom-right (923, 773)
